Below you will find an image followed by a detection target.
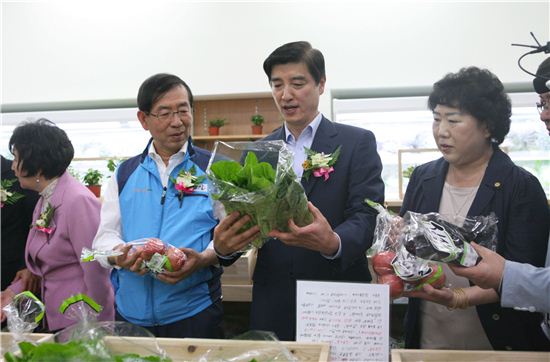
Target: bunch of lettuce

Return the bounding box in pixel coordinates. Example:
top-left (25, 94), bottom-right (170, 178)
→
top-left (208, 149), bottom-right (312, 248)
top-left (4, 340), bottom-right (171, 362)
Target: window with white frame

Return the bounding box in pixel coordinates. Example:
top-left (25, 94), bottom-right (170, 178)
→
top-left (333, 92), bottom-right (550, 201)
top-left (1, 108), bottom-right (149, 181)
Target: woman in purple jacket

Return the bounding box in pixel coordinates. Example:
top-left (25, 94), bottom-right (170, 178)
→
top-left (0, 119), bottom-right (114, 332)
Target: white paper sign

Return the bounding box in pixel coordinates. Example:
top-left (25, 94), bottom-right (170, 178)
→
top-left (296, 280), bottom-right (389, 362)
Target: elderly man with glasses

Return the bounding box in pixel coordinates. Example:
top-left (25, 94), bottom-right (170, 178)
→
top-left (92, 73), bottom-right (224, 339)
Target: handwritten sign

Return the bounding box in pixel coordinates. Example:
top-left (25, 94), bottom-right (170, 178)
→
top-left (296, 280), bottom-right (389, 362)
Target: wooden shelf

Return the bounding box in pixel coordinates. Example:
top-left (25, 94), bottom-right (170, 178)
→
top-left (193, 134), bottom-right (267, 142)
top-left (193, 95), bottom-right (282, 138)
top-left (190, 94), bottom-right (282, 150)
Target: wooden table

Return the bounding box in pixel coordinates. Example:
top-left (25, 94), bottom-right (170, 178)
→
top-left (1, 332), bottom-right (330, 361)
top-left (0, 332), bottom-right (50, 357)
top-left (147, 337), bottom-right (328, 361)
top-left (391, 348), bottom-right (550, 362)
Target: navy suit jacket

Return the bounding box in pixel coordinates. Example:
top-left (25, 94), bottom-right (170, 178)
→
top-left (1, 156), bottom-right (39, 290)
top-left (400, 147), bottom-right (550, 351)
top-left (227, 116), bottom-right (384, 340)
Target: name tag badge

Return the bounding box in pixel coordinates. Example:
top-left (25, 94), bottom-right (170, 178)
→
top-left (195, 184), bottom-right (208, 192)
top-left (133, 188), bottom-right (152, 193)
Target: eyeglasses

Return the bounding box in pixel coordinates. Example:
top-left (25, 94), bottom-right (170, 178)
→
top-left (536, 101), bottom-right (549, 114)
top-left (148, 110), bottom-right (189, 122)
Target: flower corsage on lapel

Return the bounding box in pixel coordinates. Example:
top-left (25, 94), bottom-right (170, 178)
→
top-left (0, 178), bottom-right (25, 208)
top-left (302, 145), bottom-right (342, 181)
top-left (35, 202), bottom-right (58, 234)
top-left (170, 165), bottom-right (205, 207)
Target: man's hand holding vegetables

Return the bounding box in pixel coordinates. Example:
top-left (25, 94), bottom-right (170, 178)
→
top-left (267, 202), bottom-right (339, 256)
top-left (213, 212), bottom-right (261, 257)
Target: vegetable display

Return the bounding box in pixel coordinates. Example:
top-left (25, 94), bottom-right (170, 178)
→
top-left (4, 340), bottom-right (171, 362)
top-left (3, 293), bottom-right (171, 362)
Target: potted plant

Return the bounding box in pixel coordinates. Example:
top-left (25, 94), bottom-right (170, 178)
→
top-left (106, 158), bottom-right (124, 179)
top-left (83, 168), bottom-right (103, 197)
top-left (251, 114), bottom-right (264, 135)
top-left (208, 118), bottom-right (226, 136)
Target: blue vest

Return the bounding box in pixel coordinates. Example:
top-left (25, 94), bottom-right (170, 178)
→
top-left (112, 139), bottom-right (220, 326)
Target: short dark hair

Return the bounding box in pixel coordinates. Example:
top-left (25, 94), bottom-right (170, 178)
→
top-left (428, 66), bottom-right (511, 145)
top-left (137, 73), bottom-right (194, 113)
top-left (9, 119), bottom-right (74, 179)
top-left (263, 41), bottom-right (325, 85)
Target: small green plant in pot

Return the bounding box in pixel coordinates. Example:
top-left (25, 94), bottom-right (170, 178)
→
top-left (251, 114), bottom-right (264, 135)
top-left (106, 158), bottom-right (124, 179)
top-left (208, 118), bottom-right (226, 136)
top-left (83, 168), bottom-right (103, 197)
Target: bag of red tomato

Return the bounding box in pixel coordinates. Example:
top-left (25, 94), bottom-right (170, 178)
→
top-left (366, 200), bottom-right (446, 299)
top-left (130, 238), bottom-right (187, 273)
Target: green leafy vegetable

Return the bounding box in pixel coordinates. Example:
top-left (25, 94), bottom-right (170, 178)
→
top-left (209, 151), bottom-right (312, 247)
top-left (4, 340), bottom-right (171, 362)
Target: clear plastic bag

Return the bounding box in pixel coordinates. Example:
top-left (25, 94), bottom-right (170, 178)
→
top-left (402, 211), bottom-right (498, 267)
top-left (128, 238), bottom-right (187, 274)
top-left (206, 140), bottom-right (313, 248)
top-left (198, 330), bottom-right (298, 362)
top-left (47, 321), bottom-right (170, 361)
top-left (2, 291), bottom-right (45, 354)
top-left (4, 294), bottom-right (170, 361)
top-left (366, 201), bottom-right (444, 297)
top-left (366, 200), bottom-right (405, 257)
top-left (82, 237), bottom-right (187, 275)
top-left (80, 247), bottom-right (123, 262)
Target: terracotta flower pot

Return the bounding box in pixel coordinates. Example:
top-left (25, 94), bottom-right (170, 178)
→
top-left (87, 185), bottom-right (101, 198)
top-left (251, 125), bottom-right (263, 135)
top-left (208, 126), bottom-right (220, 136)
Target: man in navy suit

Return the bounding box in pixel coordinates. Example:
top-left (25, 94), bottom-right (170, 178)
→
top-left (214, 41), bottom-right (384, 340)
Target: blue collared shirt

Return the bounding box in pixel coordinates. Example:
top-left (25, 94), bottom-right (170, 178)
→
top-left (284, 113), bottom-right (323, 179)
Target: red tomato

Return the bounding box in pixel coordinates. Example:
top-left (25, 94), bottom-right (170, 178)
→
top-left (372, 251), bottom-right (396, 276)
top-left (379, 273), bottom-right (404, 299)
top-left (164, 247), bottom-right (186, 271)
top-left (141, 238), bottom-right (166, 261)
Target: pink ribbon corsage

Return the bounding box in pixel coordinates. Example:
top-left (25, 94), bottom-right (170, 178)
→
top-left (312, 166), bottom-right (335, 181)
